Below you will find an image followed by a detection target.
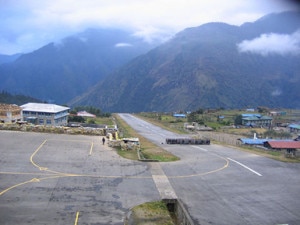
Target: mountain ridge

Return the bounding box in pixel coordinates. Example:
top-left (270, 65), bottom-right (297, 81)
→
top-left (1, 11), bottom-right (299, 112)
top-left (70, 10), bottom-right (300, 112)
top-left (0, 28), bottom-right (160, 103)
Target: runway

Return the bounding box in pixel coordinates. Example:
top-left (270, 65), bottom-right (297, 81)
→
top-left (118, 113), bottom-right (300, 225)
top-left (1, 114), bottom-right (300, 225)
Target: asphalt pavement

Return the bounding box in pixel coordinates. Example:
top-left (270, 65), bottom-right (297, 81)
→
top-left (1, 114), bottom-right (300, 225)
top-left (118, 113), bottom-right (300, 225)
top-left (0, 131), bottom-right (159, 225)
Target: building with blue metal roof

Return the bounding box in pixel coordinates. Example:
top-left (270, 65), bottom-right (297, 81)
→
top-left (241, 114), bottom-right (272, 127)
top-left (239, 138), bottom-right (270, 145)
top-left (173, 113), bottom-right (186, 118)
top-left (289, 124), bottom-right (300, 133)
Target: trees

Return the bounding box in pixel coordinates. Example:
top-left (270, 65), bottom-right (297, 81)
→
top-left (234, 114), bottom-right (243, 126)
top-left (187, 108), bottom-right (205, 124)
top-left (68, 115), bottom-right (85, 123)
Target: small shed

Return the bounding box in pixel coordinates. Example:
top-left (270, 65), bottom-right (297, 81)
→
top-left (289, 124), bottom-right (300, 133)
top-left (77, 111), bottom-right (96, 118)
top-left (264, 140), bottom-right (300, 157)
top-left (121, 138), bottom-right (140, 151)
top-left (173, 113), bottom-right (186, 118)
top-left (264, 141), bottom-right (300, 149)
top-left (239, 138), bottom-right (270, 145)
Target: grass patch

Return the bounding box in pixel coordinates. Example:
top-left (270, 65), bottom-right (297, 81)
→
top-left (113, 114), bottom-right (179, 162)
top-left (92, 116), bottom-right (115, 126)
top-left (142, 147), bottom-right (179, 162)
top-left (116, 146), bottom-right (139, 160)
top-left (126, 201), bottom-right (174, 225)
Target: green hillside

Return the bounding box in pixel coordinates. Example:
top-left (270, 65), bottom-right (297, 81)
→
top-left (0, 91), bottom-right (42, 105)
top-left (70, 11), bottom-right (300, 112)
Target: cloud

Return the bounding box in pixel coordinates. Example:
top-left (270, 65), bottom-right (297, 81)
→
top-left (114, 43), bottom-right (133, 48)
top-left (237, 30), bottom-right (300, 56)
top-left (132, 26), bottom-right (174, 43)
top-left (271, 89), bottom-right (282, 96)
top-left (0, 0), bottom-right (298, 54)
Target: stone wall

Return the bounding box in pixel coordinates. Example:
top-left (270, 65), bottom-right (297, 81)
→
top-left (164, 199), bottom-right (195, 225)
top-left (0, 123), bottom-right (105, 135)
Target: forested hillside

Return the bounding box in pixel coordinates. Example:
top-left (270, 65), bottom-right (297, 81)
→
top-left (0, 29), bottom-right (159, 103)
top-left (0, 91), bottom-right (42, 105)
top-left (70, 11), bottom-right (300, 112)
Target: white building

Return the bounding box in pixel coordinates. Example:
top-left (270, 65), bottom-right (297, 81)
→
top-left (21, 103), bottom-right (69, 126)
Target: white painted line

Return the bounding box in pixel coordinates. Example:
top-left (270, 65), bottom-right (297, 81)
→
top-left (227, 157), bottom-right (262, 176)
top-left (191, 146), bottom-right (208, 151)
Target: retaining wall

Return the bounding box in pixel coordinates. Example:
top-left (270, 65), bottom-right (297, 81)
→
top-left (164, 199), bottom-right (195, 225)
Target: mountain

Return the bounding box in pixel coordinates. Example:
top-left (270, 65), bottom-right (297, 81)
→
top-left (70, 11), bottom-right (300, 112)
top-left (0, 53), bottom-right (22, 65)
top-left (0, 28), bottom-right (159, 103)
top-left (0, 91), bottom-right (42, 105)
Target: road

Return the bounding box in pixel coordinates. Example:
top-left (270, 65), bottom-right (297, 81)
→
top-left (118, 113), bottom-right (300, 225)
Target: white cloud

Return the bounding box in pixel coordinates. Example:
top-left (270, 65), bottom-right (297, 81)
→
top-left (132, 26), bottom-right (174, 43)
top-left (114, 43), bottom-right (133, 48)
top-left (237, 30), bottom-right (300, 56)
top-left (271, 89), bottom-right (282, 96)
top-left (0, 0), bottom-right (298, 54)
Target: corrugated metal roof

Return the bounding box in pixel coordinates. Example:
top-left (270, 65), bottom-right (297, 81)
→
top-left (260, 116), bottom-right (272, 120)
top-left (173, 113), bottom-right (186, 117)
top-left (267, 141), bottom-right (300, 149)
top-left (243, 116), bottom-right (260, 121)
top-left (289, 124), bottom-right (300, 129)
top-left (242, 114), bottom-right (261, 118)
top-left (77, 111), bottom-right (96, 118)
top-left (242, 116), bottom-right (272, 121)
top-left (239, 138), bottom-right (269, 145)
top-left (21, 103), bottom-right (69, 113)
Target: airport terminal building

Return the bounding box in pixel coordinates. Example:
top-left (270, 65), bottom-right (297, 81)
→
top-left (21, 103), bottom-right (69, 126)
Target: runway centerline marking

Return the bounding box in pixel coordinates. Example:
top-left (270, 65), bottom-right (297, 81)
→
top-left (227, 157), bottom-right (262, 176)
top-left (89, 142), bottom-right (94, 155)
top-left (191, 146), bottom-right (208, 151)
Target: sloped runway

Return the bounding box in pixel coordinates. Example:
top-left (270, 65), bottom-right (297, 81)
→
top-left (118, 113), bottom-right (300, 225)
top-left (1, 113), bottom-right (300, 225)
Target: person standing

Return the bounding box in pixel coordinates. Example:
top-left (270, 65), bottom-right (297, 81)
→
top-left (102, 137), bottom-right (105, 145)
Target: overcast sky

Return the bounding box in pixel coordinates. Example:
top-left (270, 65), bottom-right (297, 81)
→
top-left (0, 0), bottom-right (299, 55)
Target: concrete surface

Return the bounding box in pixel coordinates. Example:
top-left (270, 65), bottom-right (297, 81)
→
top-left (0, 131), bottom-right (159, 225)
top-left (118, 113), bottom-right (300, 225)
top-left (1, 112), bottom-right (300, 225)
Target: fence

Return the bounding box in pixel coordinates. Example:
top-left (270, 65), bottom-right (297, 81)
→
top-left (196, 131), bottom-right (244, 146)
